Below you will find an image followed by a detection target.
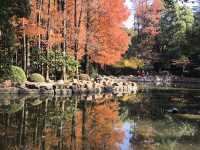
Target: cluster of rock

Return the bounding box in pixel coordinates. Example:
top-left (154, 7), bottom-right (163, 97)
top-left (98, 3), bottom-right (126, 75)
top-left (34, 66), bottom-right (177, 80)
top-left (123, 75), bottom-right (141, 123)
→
top-left (0, 74), bottom-right (138, 95)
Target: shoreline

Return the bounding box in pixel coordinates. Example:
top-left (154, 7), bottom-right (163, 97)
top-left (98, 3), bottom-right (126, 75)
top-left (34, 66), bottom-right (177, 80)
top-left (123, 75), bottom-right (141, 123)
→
top-left (0, 76), bottom-right (138, 95)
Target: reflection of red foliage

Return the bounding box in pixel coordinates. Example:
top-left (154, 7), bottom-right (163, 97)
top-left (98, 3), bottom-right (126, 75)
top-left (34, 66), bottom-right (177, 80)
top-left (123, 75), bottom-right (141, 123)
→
top-left (64, 101), bottom-right (125, 150)
top-left (88, 103), bottom-right (125, 150)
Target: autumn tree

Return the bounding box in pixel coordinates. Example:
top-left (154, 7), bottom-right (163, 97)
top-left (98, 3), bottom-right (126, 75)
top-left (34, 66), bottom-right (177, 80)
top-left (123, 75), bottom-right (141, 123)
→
top-left (1, 0), bottom-right (130, 79)
top-left (89, 0), bottom-right (130, 65)
top-left (132, 0), bottom-right (162, 62)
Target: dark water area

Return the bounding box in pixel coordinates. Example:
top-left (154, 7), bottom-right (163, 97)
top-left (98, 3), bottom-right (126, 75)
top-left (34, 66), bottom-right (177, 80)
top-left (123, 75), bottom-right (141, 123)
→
top-left (0, 85), bottom-right (200, 150)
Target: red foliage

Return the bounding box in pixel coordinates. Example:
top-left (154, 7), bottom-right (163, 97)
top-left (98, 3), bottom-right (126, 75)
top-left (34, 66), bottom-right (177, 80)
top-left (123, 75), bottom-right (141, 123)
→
top-left (88, 0), bottom-right (130, 64)
top-left (135, 0), bottom-right (163, 50)
top-left (15, 0), bottom-right (130, 65)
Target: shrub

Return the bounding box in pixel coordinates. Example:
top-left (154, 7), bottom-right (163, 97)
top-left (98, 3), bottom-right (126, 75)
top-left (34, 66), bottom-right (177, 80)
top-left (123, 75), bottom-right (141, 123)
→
top-left (7, 66), bottom-right (27, 84)
top-left (29, 73), bottom-right (45, 82)
top-left (113, 57), bottom-right (144, 69)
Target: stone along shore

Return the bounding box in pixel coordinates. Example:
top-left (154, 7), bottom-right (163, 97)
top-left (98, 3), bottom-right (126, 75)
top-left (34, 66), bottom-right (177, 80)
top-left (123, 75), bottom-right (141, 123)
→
top-left (0, 75), bottom-right (138, 96)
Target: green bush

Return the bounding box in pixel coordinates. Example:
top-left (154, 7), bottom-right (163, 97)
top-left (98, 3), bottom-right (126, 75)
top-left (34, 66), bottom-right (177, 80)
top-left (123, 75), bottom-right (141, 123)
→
top-left (7, 66), bottom-right (27, 84)
top-left (29, 73), bottom-right (45, 82)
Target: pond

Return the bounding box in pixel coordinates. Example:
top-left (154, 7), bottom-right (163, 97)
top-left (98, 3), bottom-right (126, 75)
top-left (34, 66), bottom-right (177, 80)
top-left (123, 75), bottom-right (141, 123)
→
top-left (0, 85), bottom-right (200, 150)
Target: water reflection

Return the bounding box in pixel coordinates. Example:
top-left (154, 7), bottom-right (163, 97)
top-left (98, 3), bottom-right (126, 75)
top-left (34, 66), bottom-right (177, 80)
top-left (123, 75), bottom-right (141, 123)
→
top-left (0, 94), bottom-right (124, 150)
top-left (0, 87), bottom-right (200, 150)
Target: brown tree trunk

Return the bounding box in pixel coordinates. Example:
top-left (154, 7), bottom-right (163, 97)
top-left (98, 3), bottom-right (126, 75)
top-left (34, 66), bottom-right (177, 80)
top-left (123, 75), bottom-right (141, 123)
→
top-left (45, 0), bottom-right (51, 81)
top-left (23, 18), bottom-right (27, 73)
top-left (74, 0), bottom-right (84, 78)
top-left (84, 0), bottom-right (90, 74)
top-left (26, 36), bottom-right (30, 75)
top-left (63, 0), bottom-right (67, 80)
top-left (74, 0), bottom-right (77, 60)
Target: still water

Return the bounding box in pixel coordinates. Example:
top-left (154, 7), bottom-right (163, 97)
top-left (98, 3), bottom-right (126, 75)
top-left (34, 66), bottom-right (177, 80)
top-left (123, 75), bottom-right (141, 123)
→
top-left (0, 86), bottom-right (200, 150)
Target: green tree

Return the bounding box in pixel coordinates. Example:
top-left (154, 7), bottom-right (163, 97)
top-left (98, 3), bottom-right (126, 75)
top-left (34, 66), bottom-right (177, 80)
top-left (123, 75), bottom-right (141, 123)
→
top-left (0, 0), bottom-right (30, 67)
top-left (159, 3), bottom-right (194, 58)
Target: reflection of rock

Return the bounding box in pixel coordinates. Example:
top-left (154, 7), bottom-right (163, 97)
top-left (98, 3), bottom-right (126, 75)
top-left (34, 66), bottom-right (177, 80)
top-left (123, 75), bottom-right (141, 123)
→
top-left (40, 87), bottom-right (54, 95)
top-left (0, 87), bottom-right (19, 94)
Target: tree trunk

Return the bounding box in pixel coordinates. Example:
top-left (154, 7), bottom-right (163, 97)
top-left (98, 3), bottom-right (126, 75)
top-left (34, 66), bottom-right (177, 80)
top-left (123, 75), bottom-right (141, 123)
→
top-left (63, 0), bottom-right (67, 80)
top-left (84, 0), bottom-right (90, 74)
top-left (74, 0), bottom-right (77, 60)
top-left (26, 36), bottom-right (30, 75)
top-left (23, 18), bottom-right (27, 72)
top-left (45, 0), bottom-right (51, 81)
top-left (38, 0), bottom-right (42, 50)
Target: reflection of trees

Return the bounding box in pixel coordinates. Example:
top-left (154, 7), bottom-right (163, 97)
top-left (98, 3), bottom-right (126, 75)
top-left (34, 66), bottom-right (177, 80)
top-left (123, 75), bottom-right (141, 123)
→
top-left (87, 101), bottom-right (124, 150)
top-left (126, 89), bottom-right (200, 150)
top-left (64, 95), bottom-right (125, 150)
top-left (119, 90), bottom-right (175, 122)
top-left (0, 94), bottom-right (125, 150)
top-left (131, 118), bottom-right (200, 150)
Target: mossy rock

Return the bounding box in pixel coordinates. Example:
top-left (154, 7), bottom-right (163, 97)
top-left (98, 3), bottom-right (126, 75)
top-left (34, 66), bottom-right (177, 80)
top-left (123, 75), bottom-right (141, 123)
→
top-left (7, 66), bottom-right (27, 85)
top-left (175, 114), bottom-right (200, 121)
top-left (29, 73), bottom-right (45, 83)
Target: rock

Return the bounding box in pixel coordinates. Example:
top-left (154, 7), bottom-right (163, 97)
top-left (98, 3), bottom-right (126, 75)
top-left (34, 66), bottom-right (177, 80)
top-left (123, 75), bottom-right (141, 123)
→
top-left (85, 82), bottom-right (93, 90)
top-left (39, 83), bottom-right (53, 90)
top-left (2, 80), bottom-right (12, 88)
top-left (46, 79), bottom-right (54, 83)
top-left (25, 82), bottom-right (40, 89)
top-left (112, 83), bottom-right (119, 86)
top-left (18, 87), bottom-right (40, 94)
top-left (79, 74), bottom-right (90, 81)
top-left (57, 80), bottom-right (64, 85)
